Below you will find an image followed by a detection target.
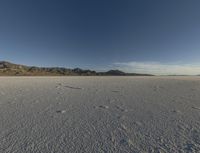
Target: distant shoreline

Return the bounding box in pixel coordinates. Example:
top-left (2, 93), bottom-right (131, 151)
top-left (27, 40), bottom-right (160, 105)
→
top-left (0, 61), bottom-right (154, 76)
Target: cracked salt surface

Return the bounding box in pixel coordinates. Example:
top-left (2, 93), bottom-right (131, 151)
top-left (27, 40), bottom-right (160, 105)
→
top-left (1, 76), bottom-right (200, 152)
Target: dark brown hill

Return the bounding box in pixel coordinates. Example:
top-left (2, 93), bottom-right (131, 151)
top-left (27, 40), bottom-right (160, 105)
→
top-left (0, 61), bottom-right (153, 76)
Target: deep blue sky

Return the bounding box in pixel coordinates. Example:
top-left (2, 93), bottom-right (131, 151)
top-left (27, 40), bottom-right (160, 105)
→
top-left (1, 0), bottom-right (200, 74)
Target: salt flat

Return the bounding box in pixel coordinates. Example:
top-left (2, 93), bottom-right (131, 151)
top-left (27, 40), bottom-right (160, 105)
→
top-left (0, 76), bottom-right (200, 153)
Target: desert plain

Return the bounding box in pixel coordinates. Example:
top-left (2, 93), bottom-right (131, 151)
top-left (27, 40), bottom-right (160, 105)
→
top-left (0, 76), bottom-right (200, 153)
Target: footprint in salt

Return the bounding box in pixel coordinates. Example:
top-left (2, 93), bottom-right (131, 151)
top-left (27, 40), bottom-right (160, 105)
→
top-left (56, 110), bottom-right (66, 114)
top-left (99, 105), bottom-right (109, 109)
top-left (117, 115), bottom-right (126, 120)
top-left (112, 90), bottom-right (120, 93)
top-left (192, 106), bottom-right (200, 111)
top-left (94, 105), bottom-right (109, 109)
top-left (134, 121), bottom-right (143, 126)
top-left (56, 83), bottom-right (63, 89)
top-left (171, 109), bottom-right (182, 114)
top-left (120, 138), bottom-right (134, 147)
top-left (116, 105), bottom-right (128, 112)
top-left (64, 85), bottom-right (83, 90)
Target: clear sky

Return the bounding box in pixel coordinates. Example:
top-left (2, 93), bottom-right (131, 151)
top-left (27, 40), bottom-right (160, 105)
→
top-left (1, 0), bottom-right (200, 74)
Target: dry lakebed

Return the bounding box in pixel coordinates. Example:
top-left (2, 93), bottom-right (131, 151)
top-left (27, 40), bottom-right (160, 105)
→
top-left (0, 76), bottom-right (200, 153)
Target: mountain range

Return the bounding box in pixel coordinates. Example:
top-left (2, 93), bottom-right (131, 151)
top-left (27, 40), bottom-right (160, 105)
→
top-left (0, 61), bottom-right (153, 76)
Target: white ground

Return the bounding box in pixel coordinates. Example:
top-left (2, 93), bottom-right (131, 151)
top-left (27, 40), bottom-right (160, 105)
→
top-left (0, 76), bottom-right (200, 153)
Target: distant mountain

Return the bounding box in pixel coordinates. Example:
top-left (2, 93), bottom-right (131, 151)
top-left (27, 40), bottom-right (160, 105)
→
top-left (0, 61), bottom-right (153, 76)
top-left (103, 70), bottom-right (126, 75)
top-left (0, 61), bottom-right (26, 69)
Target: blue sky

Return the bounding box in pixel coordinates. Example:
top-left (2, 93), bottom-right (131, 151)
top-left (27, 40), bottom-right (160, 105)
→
top-left (1, 0), bottom-right (200, 74)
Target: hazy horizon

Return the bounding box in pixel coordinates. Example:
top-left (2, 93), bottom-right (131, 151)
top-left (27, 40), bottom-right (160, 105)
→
top-left (1, 0), bottom-right (200, 75)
